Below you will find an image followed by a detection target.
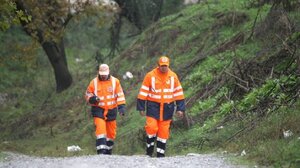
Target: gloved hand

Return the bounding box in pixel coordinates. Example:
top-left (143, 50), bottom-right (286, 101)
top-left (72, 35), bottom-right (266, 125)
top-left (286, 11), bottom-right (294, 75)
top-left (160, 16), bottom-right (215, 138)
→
top-left (118, 104), bottom-right (125, 116)
top-left (89, 96), bottom-right (99, 104)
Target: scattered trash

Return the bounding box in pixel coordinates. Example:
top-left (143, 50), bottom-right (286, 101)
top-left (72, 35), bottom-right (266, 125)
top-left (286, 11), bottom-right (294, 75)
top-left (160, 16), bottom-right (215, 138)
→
top-left (123, 71), bottom-right (133, 80)
top-left (67, 145), bottom-right (81, 152)
top-left (75, 58), bottom-right (83, 63)
top-left (186, 153), bottom-right (201, 156)
top-left (217, 126), bottom-right (224, 130)
top-left (240, 150), bottom-right (246, 156)
top-left (126, 71), bottom-right (133, 79)
top-left (283, 130), bottom-right (293, 138)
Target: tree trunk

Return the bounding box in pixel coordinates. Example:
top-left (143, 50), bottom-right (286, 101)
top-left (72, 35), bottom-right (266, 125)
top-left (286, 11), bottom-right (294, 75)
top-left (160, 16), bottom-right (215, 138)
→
top-left (15, 1), bottom-right (73, 93)
top-left (153, 0), bottom-right (163, 22)
top-left (109, 15), bottom-right (122, 57)
top-left (42, 39), bottom-right (72, 93)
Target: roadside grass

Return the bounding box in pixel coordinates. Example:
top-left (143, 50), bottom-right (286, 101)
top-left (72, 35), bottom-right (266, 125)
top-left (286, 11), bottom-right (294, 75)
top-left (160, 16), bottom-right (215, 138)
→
top-left (0, 152), bottom-right (7, 162)
top-left (232, 103), bottom-right (300, 167)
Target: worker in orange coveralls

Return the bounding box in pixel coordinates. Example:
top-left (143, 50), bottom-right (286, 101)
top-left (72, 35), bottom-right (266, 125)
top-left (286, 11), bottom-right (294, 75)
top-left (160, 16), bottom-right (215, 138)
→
top-left (137, 56), bottom-right (185, 157)
top-left (85, 64), bottom-right (126, 155)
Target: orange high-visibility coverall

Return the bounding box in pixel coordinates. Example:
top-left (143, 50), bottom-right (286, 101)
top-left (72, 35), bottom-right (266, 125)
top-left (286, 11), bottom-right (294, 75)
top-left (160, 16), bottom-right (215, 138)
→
top-left (137, 67), bottom-right (185, 157)
top-left (85, 75), bottom-right (125, 154)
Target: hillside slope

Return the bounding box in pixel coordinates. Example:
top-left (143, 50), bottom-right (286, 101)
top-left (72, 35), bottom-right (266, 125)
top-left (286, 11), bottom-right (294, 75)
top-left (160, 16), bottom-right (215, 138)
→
top-left (1, 0), bottom-right (299, 167)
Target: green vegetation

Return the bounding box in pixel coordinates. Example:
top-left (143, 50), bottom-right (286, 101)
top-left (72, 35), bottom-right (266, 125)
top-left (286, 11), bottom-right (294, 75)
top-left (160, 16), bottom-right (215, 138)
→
top-left (1, 0), bottom-right (300, 167)
top-left (0, 152), bottom-right (7, 162)
top-left (0, 0), bottom-right (31, 31)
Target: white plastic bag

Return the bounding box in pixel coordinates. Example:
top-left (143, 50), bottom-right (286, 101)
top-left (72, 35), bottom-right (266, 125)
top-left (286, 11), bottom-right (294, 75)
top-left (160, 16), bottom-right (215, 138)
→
top-left (67, 145), bottom-right (81, 152)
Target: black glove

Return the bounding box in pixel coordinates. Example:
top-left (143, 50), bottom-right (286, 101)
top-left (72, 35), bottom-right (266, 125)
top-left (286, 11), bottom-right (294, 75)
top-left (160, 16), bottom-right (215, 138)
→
top-left (118, 104), bottom-right (125, 116)
top-left (89, 96), bottom-right (99, 104)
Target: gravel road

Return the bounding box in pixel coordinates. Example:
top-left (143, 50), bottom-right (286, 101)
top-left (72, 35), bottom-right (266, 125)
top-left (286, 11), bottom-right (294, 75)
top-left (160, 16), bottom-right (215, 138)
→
top-left (0, 152), bottom-right (245, 168)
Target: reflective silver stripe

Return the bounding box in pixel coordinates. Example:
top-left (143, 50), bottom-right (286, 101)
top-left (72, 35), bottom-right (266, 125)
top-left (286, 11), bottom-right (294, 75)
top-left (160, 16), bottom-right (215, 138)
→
top-left (96, 145), bottom-right (108, 150)
top-left (111, 76), bottom-right (116, 98)
top-left (147, 134), bottom-right (156, 138)
top-left (157, 137), bottom-right (167, 143)
top-left (96, 134), bottom-right (106, 139)
top-left (151, 77), bottom-right (156, 91)
top-left (174, 91), bottom-right (184, 97)
top-left (146, 142), bottom-right (155, 148)
top-left (107, 101), bottom-right (116, 105)
top-left (93, 78), bottom-right (98, 96)
top-left (154, 89), bottom-right (162, 93)
top-left (117, 97), bottom-right (125, 102)
top-left (170, 76), bottom-right (174, 91)
top-left (106, 138), bottom-right (114, 150)
top-left (157, 148), bottom-right (165, 154)
top-left (149, 94), bottom-right (161, 99)
top-left (139, 91), bottom-right (148, 97)
top-left (174, 86), bottom-right (182, 91)
top-left (98, 96), bottom-right (104, 100)
top-left (107, 95), bottom-right (115, 99)
top-left (163, 95), bottom-right (173, 99)
top-left (163, 89), bottom-right (173, 92)
top-left (141, 85), bottom-right (149, 90)
top-left (98, 102), bottom-right (105, 106)
top-left (117, 92), bottom-right (124, 96)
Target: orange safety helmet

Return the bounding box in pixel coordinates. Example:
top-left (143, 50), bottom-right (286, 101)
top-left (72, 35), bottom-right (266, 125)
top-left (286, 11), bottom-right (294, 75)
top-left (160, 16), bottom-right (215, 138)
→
top-left (158, 56), bottom-right (170, 66)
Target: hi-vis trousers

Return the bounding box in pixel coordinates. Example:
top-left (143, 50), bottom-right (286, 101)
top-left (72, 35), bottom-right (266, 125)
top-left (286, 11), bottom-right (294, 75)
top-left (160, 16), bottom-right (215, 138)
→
top-left (94, 117), bottom-right (116, 154)
top-left (144, 116), bottom-right (172, 157)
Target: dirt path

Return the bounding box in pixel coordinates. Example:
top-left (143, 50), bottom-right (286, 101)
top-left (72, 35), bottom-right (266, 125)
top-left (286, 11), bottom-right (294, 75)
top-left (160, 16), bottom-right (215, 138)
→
top-left (0, 152), bottom-right (244, 168)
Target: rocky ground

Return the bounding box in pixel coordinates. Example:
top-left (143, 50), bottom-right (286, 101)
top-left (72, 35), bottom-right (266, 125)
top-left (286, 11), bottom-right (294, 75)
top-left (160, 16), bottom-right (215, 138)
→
top-left (0, 152), bottom-right (246, 168)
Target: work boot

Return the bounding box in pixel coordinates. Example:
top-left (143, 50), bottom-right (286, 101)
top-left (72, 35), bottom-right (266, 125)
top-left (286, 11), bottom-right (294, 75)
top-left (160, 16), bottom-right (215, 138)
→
top-left (146, 146), bottom-right (154, 157)
top-left (97, 149), bottom-right (107, 154)
top-left (157, 152), bottom-right (165, 158)
top-left (106, 139), bottom-right (114, 155)
top-left (96, 137), bottom-right (107, 155)
top-left (156, 137), bottom-right (166, 158)
top-left (146, 135), bottom-right (156, 157)
top-left (105, 149), bottom-right (112, 155)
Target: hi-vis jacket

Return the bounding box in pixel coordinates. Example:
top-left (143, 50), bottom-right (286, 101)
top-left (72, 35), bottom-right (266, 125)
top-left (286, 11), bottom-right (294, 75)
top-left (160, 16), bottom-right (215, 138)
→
top-left (85, 75), bottom-right (125, 121)
top-left (137, 67), bottom-right (185, 121)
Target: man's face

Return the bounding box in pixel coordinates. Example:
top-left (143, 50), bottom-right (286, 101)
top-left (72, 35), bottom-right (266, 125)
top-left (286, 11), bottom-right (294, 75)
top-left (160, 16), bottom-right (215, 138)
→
top-left (159, 65), bottom-right (168, 73)
top-left (100, 75), bottom-right (109, 80)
